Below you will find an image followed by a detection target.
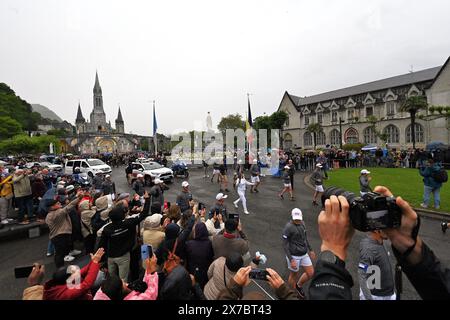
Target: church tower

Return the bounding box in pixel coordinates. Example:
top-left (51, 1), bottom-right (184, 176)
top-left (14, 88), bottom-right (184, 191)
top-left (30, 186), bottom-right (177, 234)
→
top-left (115, 107), bottom-right (125, 133)
top-left (75, 102), bottom-right (86, 134)
top-left (90, 71), bottom-right (108, 132)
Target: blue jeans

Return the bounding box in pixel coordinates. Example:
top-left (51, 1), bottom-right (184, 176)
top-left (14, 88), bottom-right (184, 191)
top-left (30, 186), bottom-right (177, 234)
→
top-left (423, 186), bottom-right (441, 208)
top-left (16, 195), bottom-right (34, 221)
top-left (47, 240), bottom-right (55, 255)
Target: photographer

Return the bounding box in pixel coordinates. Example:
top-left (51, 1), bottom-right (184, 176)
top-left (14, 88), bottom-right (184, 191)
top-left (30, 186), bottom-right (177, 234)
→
top-left (310, 186), bottom-right (450, 300)
top-left (176, 181), bottom-right (193, 213)
top-left (217, 266), bottom-right (297, 300)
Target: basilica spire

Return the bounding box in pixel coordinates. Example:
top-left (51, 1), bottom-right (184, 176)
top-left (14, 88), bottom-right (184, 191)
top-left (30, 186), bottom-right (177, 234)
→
top-left (76, 102), bottom-right (85, 123)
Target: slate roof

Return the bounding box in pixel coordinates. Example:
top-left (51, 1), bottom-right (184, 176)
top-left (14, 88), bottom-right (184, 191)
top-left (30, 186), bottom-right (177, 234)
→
top-left (288, 66), bottom-right (442, 108)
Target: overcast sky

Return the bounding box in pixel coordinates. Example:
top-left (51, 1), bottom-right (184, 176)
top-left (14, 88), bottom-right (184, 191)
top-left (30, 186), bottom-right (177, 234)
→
top-left (1, 0), bottom-right (450, 136)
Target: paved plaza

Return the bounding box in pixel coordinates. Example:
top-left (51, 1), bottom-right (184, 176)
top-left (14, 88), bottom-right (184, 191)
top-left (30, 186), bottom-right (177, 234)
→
top-left (0, 166), bottom-right (449, 300)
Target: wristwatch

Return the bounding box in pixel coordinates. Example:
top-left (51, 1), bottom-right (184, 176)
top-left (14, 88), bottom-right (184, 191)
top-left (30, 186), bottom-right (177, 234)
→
top-left (318, 250), bottom-right (346, 268)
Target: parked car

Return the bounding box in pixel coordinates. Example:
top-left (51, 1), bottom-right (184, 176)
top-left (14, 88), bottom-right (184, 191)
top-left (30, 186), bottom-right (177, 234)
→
top-left (65, 158), bottom-right (112, 177)
top-left (25, 162), bottom-right (41, 169)
top-left (130, 161), bottom-right (173, 186)
top-left (40, 162), bottom-right (63, 172)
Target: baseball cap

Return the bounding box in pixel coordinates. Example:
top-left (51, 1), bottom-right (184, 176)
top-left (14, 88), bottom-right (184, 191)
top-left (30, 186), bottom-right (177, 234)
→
top-left (291, 208), bottom-right (303, 221)
top-left (316, 163), bottom-right (323, 168)
top-left (252, 159), bottom-right (257, 164)
top-left (216, 193), bottom-right (228, 201)
top-left (65, 185), bottom-right (75, 193)
top-left (105, 174), bottom-right (111, 179)
top-left (154, 178), bottom-right (163, 184)
top-left (284, 165), bottom-right (290, 169)
top-left (360, 169), bottom-right (371, 175)
top-left (137, 174), bottom-right (144, 178)
top-left (182, 181), bottom-right (189, 188)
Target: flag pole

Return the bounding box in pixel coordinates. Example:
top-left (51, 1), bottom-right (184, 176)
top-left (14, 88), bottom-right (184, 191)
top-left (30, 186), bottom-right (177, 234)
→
top-left (153, 100), bottom-right (158, 156)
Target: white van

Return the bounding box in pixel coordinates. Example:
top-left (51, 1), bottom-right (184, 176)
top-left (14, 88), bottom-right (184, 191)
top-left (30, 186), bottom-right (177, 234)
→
top-left (65, 159), bottom-right (112, 177)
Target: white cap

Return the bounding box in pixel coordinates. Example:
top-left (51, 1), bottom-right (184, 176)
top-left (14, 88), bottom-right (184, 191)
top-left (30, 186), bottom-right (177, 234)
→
top-left (154, 178), bottom-right (163, 184)
top-left (216, 193), bottom-right (228, 201)
top-left (238, 160), bottom-right (243, 165)
top-left (182, 181), bottom-right (189, 188)
top-left (253, 159), bottom-right (257, 164)
top-left (137, 174), bottom-right (144, 178)
top-left (291, 208), bottom-right (303, 221)
top-left (316, 163), bottom-right (323, 168)
top-left (361, 169), bottom-right (371, 175)
top-left (105, 174), bottom-right (111, 178)
top-left (284, 165), bottom-right (290, 169)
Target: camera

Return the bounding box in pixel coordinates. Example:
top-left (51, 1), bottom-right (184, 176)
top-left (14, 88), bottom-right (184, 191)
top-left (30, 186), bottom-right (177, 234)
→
top-left (249, 269), bottom-right (269, 281)
top-left (321, 186), bottom-right (402, 232)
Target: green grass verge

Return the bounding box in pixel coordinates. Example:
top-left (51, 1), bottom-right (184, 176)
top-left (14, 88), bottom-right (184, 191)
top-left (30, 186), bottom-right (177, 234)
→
top-left (324, 168), bottom-right (450, 213)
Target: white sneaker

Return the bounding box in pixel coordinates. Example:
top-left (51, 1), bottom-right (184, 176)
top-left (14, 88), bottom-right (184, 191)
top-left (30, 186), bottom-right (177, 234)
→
top-left (69, 250), bottom-right (82, 256)
top-left (420, 203), bottom-right (428, 209)
top-left (244, 211), bottom-right (250, 215)
top-left (233, 201), bottom-right (239, 208)
top-left (46, 252), bottom-right (53, 257)
top-left (64, 255), bottom-right (75, 262)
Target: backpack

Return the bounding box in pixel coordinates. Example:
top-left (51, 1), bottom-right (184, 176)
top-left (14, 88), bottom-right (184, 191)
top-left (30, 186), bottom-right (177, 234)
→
top-left (433, 169), bottom-right (448, 183)
top-left (163, 239), bottom-right (181, 274)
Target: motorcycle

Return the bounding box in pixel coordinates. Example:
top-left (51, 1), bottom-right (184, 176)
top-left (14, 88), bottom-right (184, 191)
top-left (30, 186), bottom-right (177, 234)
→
top-left (72, 172), bottom-right (91, 189)
top-left (171, 161), bottom-right (189, 178)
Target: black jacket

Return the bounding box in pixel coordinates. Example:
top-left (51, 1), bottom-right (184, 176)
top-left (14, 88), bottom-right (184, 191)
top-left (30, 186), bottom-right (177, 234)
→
top-left (98, 199), bottom-right (150, 258)
top-left (309, 241), bottom-right (450, 300)
top-left (185, 223), bottom-right (214, 288)
top-left (159, 265), bottom-right (205, 300)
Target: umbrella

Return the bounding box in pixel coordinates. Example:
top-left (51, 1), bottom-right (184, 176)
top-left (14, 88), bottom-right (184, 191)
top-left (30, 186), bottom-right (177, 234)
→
top-left (426, 141), bottom-right (447, 152)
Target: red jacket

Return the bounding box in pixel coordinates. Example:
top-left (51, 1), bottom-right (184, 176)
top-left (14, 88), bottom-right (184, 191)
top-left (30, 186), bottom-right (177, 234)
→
top-left (43, 261), bottom-right (100, 300)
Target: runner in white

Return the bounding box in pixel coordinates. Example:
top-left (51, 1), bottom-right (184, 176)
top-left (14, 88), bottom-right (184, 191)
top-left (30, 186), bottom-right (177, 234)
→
top-left (233, 173), bottom-right (255, 215)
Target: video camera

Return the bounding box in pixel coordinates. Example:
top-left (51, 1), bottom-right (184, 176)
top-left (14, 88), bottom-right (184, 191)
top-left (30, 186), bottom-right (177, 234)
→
top-left (321, 186), bottom-right (402, 232)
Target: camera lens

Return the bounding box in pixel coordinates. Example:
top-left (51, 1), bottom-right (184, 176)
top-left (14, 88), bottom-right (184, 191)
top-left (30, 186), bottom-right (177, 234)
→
top-left (321, 186), bottom-right (358, 207)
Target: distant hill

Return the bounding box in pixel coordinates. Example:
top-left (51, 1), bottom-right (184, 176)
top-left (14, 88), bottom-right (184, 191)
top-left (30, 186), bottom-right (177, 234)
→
top-left (31, 104), bottom-right (63, 122)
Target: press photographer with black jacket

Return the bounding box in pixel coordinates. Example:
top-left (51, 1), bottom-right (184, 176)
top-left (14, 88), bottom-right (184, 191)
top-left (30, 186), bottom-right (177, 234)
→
top-left (309, 186), bottom-right (450, 300)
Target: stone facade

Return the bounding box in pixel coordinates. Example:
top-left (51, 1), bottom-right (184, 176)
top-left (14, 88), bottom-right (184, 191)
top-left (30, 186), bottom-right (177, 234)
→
top-left (68, 72), bottom-right (144, 154)
top-left (279, 57), bottom-right (450, 150)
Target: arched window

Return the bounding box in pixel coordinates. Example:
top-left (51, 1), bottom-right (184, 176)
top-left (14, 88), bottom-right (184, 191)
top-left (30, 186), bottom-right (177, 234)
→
top-left (344, 128), bottom-right (359, 144)
top-left (384, 125), bottom-right (399, 143)
top-left (284, 133), bottom-right (293, 150)
top-left (304, 132), bottom-right (312, 147)
top-left (330, 129), bottom-right (340, 146)
top-left (363, 127), bottom-right (377, 144)
top-left (317, 131), bottom-right (326, 146)
top-left (406, 123), bottom-right (424, 143)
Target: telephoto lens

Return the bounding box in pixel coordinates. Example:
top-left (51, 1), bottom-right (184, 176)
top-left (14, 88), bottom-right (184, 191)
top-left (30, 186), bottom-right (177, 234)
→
top-left (321, 186), bottom-right (402, 232)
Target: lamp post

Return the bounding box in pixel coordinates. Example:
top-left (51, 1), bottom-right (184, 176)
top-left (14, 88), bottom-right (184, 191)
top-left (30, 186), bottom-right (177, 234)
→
top-left (339, 117), bottom-right (344, 149)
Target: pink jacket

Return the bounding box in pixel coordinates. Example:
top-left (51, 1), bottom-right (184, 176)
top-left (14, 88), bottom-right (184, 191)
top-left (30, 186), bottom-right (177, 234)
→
top-left (93, 272), bottom-right (158, 300)
top-left (124, 272), bottom-right (158, 300)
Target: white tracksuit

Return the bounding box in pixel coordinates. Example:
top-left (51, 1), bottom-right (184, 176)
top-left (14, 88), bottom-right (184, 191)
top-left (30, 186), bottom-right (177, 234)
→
top-left (234, 178), bottom-right (254, 213)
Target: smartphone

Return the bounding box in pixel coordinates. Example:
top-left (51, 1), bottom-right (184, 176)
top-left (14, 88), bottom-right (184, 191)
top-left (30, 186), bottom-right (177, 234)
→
top-left (228, 213), bottom-right (240, 223)
top-left (14, 266), bottom-right (34, 279)
top-left (249, 269), bottom-right (269, 281)
top-left (198, 202), bottom-right (205, 211)
top-left (141, 244), bottom-right (153, 261)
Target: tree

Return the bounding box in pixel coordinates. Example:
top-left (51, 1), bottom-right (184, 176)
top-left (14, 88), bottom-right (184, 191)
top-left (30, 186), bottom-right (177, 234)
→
top-left (400, 96), bottom-right (428, 149)
top-left (0, 116), bottom-right (22, 139)
top-left (0, 83), bottom-right (42, 132)
top-left (269, 111), bottom-right (289, 129)
top-left (306, 123), bottom-right (322, 150)
top-left (217, 114), bottom-right (245, 134)
top-left (47, 128), bottom-right (69, 138)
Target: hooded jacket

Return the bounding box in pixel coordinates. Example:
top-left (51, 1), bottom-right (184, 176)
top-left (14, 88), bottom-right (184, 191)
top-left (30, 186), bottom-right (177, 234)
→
top-left (420, 163), bottom-right (443, 189)
top-left (159, 265), bottom-right (204, 300)
top-left (12, 173), bottom-right (32, 198)
top-left (185, 223), bottom-right (214, 288)
top-left (43, 261), bottom-right (100, 300)
top-left (79, 200), bottom-right (96, 238)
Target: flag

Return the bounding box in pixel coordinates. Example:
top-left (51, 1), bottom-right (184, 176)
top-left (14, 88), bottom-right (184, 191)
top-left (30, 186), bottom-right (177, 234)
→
top-left (153, 101), bottom-right (158, 154)
top-left (246, 94), bottom-right (254, 160)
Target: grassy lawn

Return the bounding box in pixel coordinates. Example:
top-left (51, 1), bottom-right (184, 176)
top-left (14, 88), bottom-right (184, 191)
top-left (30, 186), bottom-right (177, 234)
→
top-left (324, 168), bottom-right (450, 213)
